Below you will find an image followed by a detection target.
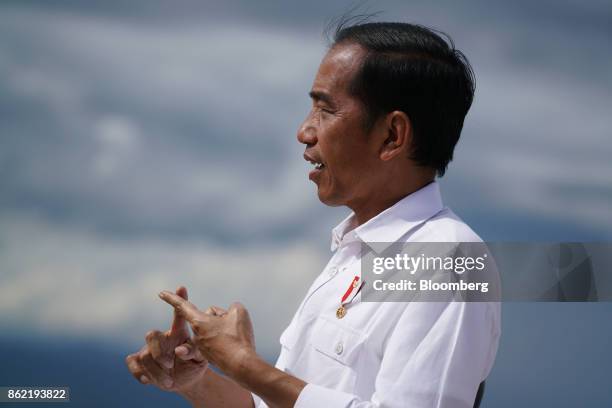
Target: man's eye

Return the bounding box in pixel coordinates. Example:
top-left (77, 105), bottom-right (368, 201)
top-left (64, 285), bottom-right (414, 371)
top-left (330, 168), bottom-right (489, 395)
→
top-left (320, 107), bottom-right (334, 114)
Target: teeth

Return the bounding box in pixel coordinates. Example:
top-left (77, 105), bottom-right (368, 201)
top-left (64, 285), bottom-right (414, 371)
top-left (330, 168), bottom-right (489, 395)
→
top-left (306, 157), bottom-right (324, 169)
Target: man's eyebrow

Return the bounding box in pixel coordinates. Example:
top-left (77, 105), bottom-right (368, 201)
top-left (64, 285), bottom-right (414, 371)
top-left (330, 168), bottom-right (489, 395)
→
top-left (309, 90), bottom-right (336, 107)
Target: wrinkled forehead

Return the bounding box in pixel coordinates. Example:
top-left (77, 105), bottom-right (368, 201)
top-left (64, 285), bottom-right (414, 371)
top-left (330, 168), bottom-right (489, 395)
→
top-left (312, 43), bottom-right (367, 96)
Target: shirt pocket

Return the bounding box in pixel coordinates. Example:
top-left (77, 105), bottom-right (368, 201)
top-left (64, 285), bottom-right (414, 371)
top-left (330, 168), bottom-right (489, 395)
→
top-left (310, 315), bottom-right (366, 367)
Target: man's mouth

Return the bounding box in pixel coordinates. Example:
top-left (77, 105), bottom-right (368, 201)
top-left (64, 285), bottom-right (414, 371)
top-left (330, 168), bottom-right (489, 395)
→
top-left (309, 160), bottom-right (325, 170)
top-left (304, 153), bottom-right (325, 171)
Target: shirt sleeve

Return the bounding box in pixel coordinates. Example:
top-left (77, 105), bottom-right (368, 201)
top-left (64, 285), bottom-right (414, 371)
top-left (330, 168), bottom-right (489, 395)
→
top-left (251, 392), bottom-right (264, 407)
top-left (294, 301), bottom-right (500, 408)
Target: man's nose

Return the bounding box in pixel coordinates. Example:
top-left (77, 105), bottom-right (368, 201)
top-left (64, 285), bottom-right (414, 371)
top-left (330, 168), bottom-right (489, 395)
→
top-left (297, 120), bottom-right (317, 146)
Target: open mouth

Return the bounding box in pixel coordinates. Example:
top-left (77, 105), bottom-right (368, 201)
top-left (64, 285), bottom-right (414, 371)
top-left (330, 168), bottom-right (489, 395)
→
top-left (310, 161), bottom-right (325, 170)
top-left (304, 153), bottom-right (325, 179)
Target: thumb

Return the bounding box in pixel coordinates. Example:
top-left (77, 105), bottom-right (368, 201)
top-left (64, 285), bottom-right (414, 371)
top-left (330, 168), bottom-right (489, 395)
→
top-left (169, 286), bottom-right (189, 338)
top-left (175, 339), bottom-right (205, 363)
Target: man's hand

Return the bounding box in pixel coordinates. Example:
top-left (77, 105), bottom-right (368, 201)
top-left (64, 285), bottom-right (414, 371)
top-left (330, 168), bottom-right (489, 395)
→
top-left (158, 291), bottom-right (257, 378)
top-left (158, 290), bottom-right (306, 408)
top-left (125, 286), bottom-right (209, 394)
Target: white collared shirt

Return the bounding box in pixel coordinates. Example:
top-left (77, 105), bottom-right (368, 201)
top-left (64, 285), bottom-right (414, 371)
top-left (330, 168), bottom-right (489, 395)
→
top-left (253, 181), bottom-right (501, 408)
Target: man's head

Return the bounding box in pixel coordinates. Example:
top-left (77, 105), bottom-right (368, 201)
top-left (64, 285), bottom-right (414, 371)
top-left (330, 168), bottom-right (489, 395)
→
top-left (298, 21), bottom-right (474, 212)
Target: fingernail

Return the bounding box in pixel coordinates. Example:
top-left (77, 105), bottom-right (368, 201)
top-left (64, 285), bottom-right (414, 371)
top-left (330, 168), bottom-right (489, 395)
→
top-left (140, 375), bottom-right (149, 384)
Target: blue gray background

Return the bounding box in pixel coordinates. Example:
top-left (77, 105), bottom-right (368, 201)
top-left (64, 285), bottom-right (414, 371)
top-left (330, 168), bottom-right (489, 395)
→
top-left (1, 0), bottom-right (611, 406)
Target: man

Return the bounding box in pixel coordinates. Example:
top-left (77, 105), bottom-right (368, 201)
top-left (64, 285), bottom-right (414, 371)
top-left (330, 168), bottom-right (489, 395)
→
top-left (126, 22), bottom-right (500, 408)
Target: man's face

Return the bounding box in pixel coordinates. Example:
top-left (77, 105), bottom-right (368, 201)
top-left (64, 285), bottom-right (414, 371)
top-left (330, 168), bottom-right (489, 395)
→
top-left (298, 43), bottom-right (381, 207)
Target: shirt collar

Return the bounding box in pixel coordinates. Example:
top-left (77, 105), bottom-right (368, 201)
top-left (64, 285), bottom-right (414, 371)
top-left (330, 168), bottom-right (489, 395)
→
top-left (330, 181), bottom-right (444, 253)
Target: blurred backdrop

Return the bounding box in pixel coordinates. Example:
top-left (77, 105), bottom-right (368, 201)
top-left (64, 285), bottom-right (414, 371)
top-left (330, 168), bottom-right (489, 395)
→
top-left (1, 0), bottom-right (611, 406)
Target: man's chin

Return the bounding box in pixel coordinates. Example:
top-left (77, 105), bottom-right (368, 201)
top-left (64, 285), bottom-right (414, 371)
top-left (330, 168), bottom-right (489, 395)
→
top-left (316, 189), bottom-right (343, 207)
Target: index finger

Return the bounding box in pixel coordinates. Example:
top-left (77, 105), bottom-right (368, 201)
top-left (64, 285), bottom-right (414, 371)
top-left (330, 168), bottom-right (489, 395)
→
top-left (159, 290), bottom-right (201, 323)
top-left (170, 286), bottom-right (189, 337)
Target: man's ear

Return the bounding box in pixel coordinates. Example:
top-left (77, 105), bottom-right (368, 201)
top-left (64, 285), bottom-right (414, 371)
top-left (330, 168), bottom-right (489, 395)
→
top-left (379, 111), bottom-right (411, 161)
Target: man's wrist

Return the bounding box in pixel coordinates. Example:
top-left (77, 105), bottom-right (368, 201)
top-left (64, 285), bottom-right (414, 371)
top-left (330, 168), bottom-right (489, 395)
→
top-left (230, 351), bottom-right (307, 407)
top-left (226, 349), bottom-right (266, 388)
top-left (174, 370), bottom-right (210, 405)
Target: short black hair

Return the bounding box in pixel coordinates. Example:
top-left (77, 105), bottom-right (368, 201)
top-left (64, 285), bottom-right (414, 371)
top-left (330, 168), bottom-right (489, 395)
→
top-left (330, 21), bottom-right (475, 177)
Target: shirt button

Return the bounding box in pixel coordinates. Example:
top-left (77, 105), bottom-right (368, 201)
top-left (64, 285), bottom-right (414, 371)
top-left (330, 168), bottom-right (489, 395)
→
top-left (328, 266), bottom-right (338, 277)
top-left (335, 341), bottom-right (344, 355)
